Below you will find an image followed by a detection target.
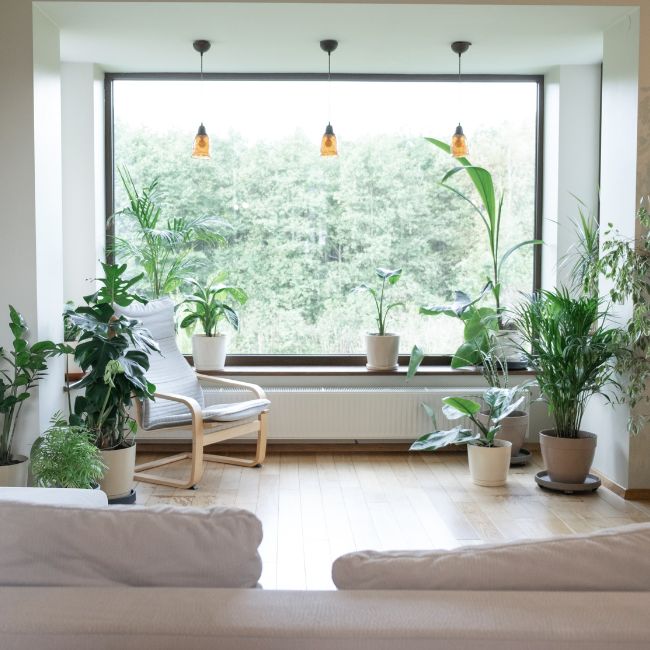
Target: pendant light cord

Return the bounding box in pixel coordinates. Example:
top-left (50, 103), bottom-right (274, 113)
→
top-left (327, 51), bottom-right (332, 123)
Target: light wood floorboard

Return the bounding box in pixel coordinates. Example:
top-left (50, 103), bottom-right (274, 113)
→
top-left (135, 450), bottom-right (650, 590)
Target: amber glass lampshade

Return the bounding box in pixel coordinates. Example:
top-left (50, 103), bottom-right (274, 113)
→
top-left (450, 123), bottom-right (469, 158)
top-left (192, 123), bottom-right (210, 159)
top-left (320, 123), bottom-right (338, 157)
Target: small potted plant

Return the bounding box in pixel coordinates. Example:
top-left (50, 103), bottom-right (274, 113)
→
top-left (30, 414), bottom-right (106, 489)
top-left (65, 263), bottom-right (158, 502)
top-left (354, 267), bottom-right (404, 371)
top-left (411, 388), bottom-right (524, 486)
top-left (0, 306), bottom-right (68, 487)
top-left (180, 274), bottom-right (247, 371)
top-left (512, 288), bottom-right (623, 489)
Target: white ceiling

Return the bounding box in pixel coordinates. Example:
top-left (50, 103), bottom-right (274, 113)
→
top-left (37, 2), bottom-right (633, 74)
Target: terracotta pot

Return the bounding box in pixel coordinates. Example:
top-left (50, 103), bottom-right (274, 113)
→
top-left (478, 410), bottom-right (529, 456)
top-left (467, 440), bottom-right (512, 487)
top-left (0, 455), bottom-right (29, 487)
top-left (539, 430), bottom-right (596, 484)
top-left (100, 444), bottom-right (136, 499)
top-left (365, 333), bottom-right (399, 371)
top-left (192, 334), bottom-right (228, 371)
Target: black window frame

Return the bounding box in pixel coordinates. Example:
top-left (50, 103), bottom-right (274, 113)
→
top-left (105, 72), bottom-right (544, 368)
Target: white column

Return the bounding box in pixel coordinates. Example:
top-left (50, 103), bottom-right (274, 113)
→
top-left (61, 63), bottom-right (106, 305)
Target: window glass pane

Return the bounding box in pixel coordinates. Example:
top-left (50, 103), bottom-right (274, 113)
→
top-left (113, 79), bottom-right (538, 355)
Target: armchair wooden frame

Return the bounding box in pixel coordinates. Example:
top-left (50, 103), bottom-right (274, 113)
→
top-left (134, 374), bottom-right (268, 490)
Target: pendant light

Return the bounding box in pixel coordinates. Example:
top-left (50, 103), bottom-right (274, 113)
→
top-left (320, 39), bottom-right (339, 157)
top-left (450, 41), bottom-right (471, 158)
top-left (192, 39), bottom-right (211, 159)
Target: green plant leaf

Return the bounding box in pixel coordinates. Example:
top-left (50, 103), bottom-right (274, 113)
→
top-left (442, 396), bottom-right (482, 419)
top-left (407, 344), bottom-right (425, 379)
top-left (410, 426), bottom-right (479, 451)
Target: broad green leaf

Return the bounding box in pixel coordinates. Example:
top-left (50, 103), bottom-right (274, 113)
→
top-left (410, 426), bottom-right (479, 451)
top-left (498, 239), bottom-right (543, 277)
top-left (407, 344), bottom-right (425, 379)
top-left (442, 396), bottom-right (482, 418)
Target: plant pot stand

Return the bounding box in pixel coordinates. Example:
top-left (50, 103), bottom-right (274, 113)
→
top-left (535, 470), bottom-right (601, 494)
top-left (107, 488), bottom-right (137, 505)
top-left (509, 447), bottom-right (532, 467)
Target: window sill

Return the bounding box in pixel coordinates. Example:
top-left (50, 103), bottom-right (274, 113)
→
top-left (199, 365), bottom-right (535, 377)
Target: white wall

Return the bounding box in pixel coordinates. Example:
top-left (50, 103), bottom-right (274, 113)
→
top-left (61, 62), bottom-right (106, 305)
top-left (542, 64), bottom-right (601, 292)
top-left (583, 10), bottom-right (640, 489)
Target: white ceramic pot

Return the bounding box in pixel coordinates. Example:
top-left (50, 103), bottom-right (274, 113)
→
top-left (192, 334), bottom-right (228, 371)
top-left (365, 333), bottom-right (399, 371)
top-left (100, 444), bottom-right (136, 499)
top-left (0, 455), bottom-right (29, 487)
top-left (467, 440), bottom-right (512, 487)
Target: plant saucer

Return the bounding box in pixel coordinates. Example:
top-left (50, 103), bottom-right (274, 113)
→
top-left (509, 447), bottom-right (531, 466)
top-left (535, 471), bottom-right (601, 494)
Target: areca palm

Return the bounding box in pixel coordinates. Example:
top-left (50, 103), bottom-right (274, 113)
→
top-left (111, 167), bottom-right (226, 298)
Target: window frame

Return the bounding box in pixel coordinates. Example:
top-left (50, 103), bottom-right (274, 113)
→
top-left (104, 72), bottom-right (544, 367)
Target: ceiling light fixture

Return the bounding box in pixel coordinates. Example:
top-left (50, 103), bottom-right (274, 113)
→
top-left (320, 39), bottom-right (339, 157)
top-left (191, 39), bottom-right (211, 159)
top-left (450, 40), bottom-right (471, 158)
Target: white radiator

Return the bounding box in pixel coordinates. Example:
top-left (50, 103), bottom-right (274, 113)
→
top-left (138, 387), bottom-right (485, 443)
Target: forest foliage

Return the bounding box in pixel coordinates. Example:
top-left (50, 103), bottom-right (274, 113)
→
top-left (113, 120), bottom-right (536, 354)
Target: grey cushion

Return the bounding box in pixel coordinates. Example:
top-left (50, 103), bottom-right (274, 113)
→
top-left (332, 522), bottom-right (650, 591)
top-left (0, 502), bottom-right (263, 588)
top-left (114, 299), bottom-right (205, 429)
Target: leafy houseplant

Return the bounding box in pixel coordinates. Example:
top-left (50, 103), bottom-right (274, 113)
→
top-left (180, 275), bottom-right (247, 372)
top-left (425, 139), bottom-right (542, 322)
top-left (409, 141), bottom-right (540, 376)
top-left (579, 199), bottom-right (650, 436)
top-left (65, 263), bottom-right (158, 499)
top-left (354, 267), bottom-right (404, 371)
top-left (0, 307), bottom-right (69, 486)
top-left (512, 289), bottom-right (623, 485)
top-left (411, 388), bottom-right (524, 486)
top-left (30, 415), bottom-right (106, 489)
top-left (111, 167), bottom-right (226, 299)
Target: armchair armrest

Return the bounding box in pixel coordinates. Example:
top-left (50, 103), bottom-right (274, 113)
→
top-left (152, 391), bottom-right (203, 421)
top-left (195, 373), bottom-right (267, 401)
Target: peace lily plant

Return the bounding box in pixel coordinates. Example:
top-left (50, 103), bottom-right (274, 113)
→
top-left (411, 388), bottom-right (525, 487)
top-left (354, 267), bottom-right (404, 371)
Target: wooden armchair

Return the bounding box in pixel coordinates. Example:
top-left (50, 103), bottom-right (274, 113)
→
top-left (116, 299), bottom-right (269, 489)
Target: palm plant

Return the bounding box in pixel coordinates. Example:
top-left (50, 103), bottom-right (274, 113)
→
top-left (111, 167), bottom-right (226, 299)
top-left (511, 289), bottom-right (623, 438)
top-left (30, 414), bottom-right (106, 489)
top-left (180, 275), bottom-right (248, 336)
top-left (353, 267), bottom-right (404, 335)
top-left (0, 307), bottom-right (69, 466)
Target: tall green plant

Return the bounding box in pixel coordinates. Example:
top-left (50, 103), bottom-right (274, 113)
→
top-left (180, 274), bottom-right (247, 337)
top-left (353, 268), bottom-right (404, 335)
top-left (579, 199), bottom-right (650, 435)
top-left (512, 289), bottom-right (623, 438)
top-left (111, 167), bottom-right (226, 299)
top-left (426, 138), bottom-right (541, 321)
top-left (0, 307), bottom-right (69, 466)
top-left (66, 263), bottom-right (159, 449)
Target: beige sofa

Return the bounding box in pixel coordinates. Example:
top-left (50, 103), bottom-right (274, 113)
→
top-left (1, 490), bottom-right (649, 649)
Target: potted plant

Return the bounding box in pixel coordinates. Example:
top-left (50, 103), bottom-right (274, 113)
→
top-left (0, 307), bottom-right (69, 487)
top-left (111, 167), bottom-right (225, 299)
top-left (65, 263), bottom-right (158, 502)
top-left (354, 267), bottom-right (404, 371)
top-left (411, 388), bottom-right (524, 486)
top-left (30, 414), bottom-right (106, 489)
top-left (477, 336), bottom-right (533, 461)
top-left (180, 274), bottom-right (247, 371)
top-left (512, 289), bottom-right (623, 487)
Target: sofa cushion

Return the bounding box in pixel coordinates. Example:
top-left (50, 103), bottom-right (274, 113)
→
top-left (0, 502), bottom-right (263, 588)
top-left (0, 487), bottom-right (108, 508)
top-left (332, 522), bottom-right (650, 591)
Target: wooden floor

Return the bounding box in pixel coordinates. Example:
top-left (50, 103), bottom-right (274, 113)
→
top-left (134, 449), bottom-right (650, 590)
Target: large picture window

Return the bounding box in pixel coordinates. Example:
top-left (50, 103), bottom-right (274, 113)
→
top-left (108, 75), bottom-right (542, 358)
